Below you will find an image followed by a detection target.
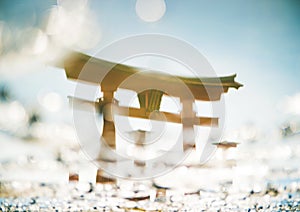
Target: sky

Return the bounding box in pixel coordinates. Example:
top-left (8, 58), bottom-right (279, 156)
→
top-left (0, 0), bottom-right (300, 137)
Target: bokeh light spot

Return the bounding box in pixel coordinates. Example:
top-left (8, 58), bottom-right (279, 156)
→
top-left (135, 0), bottom-right (166, 22)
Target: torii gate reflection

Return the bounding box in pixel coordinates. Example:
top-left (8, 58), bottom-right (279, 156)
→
top-left (57, 51), bottom-right (243, 182)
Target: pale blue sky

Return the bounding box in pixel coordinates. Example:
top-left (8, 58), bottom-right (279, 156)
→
top-left (1, 0), bottom-right (300, 133)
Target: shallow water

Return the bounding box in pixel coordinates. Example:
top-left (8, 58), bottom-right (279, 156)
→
top-left (1, 131), bottom-right (300, 210)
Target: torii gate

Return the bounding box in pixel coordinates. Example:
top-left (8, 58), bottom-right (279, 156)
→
top-left (56, 51), bottom-right (242, 182)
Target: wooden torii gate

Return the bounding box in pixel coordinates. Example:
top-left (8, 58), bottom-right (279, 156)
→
top-left (56, 51), bottom-right (243, 182)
